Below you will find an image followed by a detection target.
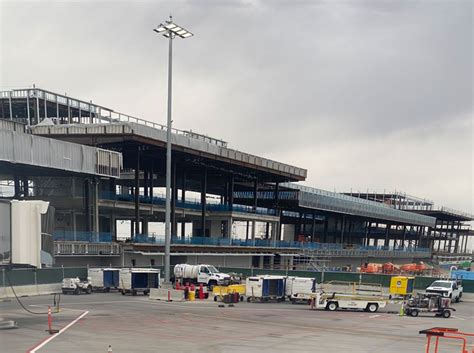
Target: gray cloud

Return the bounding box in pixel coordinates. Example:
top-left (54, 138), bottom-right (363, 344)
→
top-left (0, 0), bottom-right (472, 213)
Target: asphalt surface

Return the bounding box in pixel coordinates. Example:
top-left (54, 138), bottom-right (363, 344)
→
top-left (1, 292), bottom-right (473, 353)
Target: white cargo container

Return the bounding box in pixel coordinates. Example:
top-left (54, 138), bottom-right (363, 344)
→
top-left (119, 268), bottom-right (160, 296)
top-left (245, 275), bottom-right (286, 302)
top-left (88, 268), bottom-right (120, 292)
top-left (286, 277), bottom-right (317, 303)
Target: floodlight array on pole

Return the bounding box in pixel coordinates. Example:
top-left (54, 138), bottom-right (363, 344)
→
top-left (153, 16), bottom-right (193, 284)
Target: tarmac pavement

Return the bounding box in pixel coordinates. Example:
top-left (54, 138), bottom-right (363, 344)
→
top-left (0, 292), bottom-right (472, 353)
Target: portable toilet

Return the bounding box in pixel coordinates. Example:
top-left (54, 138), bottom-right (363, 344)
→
top-left (389, 276), bottom-right (415, 298)
top-left (119, 268), bottom-right (160, 296)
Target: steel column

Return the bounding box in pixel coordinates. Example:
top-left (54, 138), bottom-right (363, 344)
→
top-left (229, 174), bottom-right (234, 210)
top-left (246, 220), bottom-right (250, 241)
top-left (201, 167), bottom-right (207, 236)
top-left (341, 216), bottom-right (345, 244)
top-left (8, 91), bottom-right (13, 120)
top-left (134, 147), bottom-right (140, 238)
top-left (144, 169), bottom-right (148, 197)
top-left (26, 92), bottom-right (31, 126)
top-left (36, 94), bottom-right (40, 123)
top-left (384, 223), bottom-right (390, 247)
top-left (22, 177), bottom-right (28, 197)
top-left (253, 179), bottom-right (258, 212)
top-left (93, 178), bottom-right (99, 240)
top-left (181, 170), bottom-right (186, 238)
top-left (44, 95), bottom-right (47, 119)
top-left (171, 162), bottom-right (177, 237)
top-left (13, 176), bottom-right (20, 197)
top-left (150, 161), bottom-right (154, 199)
top-left (402, 225), bottom-right (407, 248)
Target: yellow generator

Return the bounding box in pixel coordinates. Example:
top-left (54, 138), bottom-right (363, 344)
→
top-left (390, 276), bottom-right (415, 298)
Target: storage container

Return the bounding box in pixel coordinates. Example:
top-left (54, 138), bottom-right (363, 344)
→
top-left (88, 268), bottom-right (120, 292)
top-left (245, 275), bottom-right (286, 302)
top-left (119, 268), bottom-right (160, 296)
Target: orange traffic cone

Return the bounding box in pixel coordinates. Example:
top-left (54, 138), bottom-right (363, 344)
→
top-left (46, 306), bottom-right (59, 334)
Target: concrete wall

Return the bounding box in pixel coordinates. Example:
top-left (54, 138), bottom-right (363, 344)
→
top-left (0, 283), bottom-right (61, 299)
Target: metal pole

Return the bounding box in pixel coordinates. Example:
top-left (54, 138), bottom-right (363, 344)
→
top-left (8, 92), bottom-right (13, 120)
top-left (164, 32), bottom-right (173, 283)
top-left (26, 92), bottom-right (31, 126)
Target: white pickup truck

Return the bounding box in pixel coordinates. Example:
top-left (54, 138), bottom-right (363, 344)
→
top-left (426, 280), bottom-right (463, 303)
top-left (62, 277), bottom-right (92, 295)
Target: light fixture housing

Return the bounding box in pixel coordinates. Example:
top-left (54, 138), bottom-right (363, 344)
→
top-left (153, 21), bottom-right (194, 39)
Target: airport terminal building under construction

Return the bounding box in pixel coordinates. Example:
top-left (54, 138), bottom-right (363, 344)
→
top-left (0, 87), bottom-right (472, 270)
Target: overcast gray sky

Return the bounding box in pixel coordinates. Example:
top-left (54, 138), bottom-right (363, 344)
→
top-left (0, 0), bottom-right (472, 214)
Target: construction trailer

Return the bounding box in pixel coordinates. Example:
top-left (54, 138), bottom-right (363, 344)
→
top-left (119, 268), bottom-right (160, 296)
top-left (245, 275), bottom-right (286, 302)
top-left (88, 268), bottom-right (120, 292)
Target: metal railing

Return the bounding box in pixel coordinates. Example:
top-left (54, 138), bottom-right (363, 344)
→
top-left (1, 88), bottom-right (228, 147)
top-left (52, 232), bottom-right (431, 257)
top-left (132, 235), bottom-right (431, 254)
top-left (100, 191), bottom-right (278, 216)
top-left (54, 241), bottom-right (121, 255)
top-left (233, 191), bottom-right (299, 201)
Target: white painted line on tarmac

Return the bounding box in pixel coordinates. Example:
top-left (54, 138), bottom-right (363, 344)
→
top-left (451, 315), bottom-right (465, 320)
top-left (369, 314), bottom-right (380, 319)
top-left (27, 310), bottom-right (89, 353)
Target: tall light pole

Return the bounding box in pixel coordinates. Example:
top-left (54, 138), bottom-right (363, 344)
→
top-left (154, 16), bottom-right (193, 283)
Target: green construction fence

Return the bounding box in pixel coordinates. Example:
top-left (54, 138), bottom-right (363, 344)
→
top-left (1, 266), bottom-right (473, 293)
